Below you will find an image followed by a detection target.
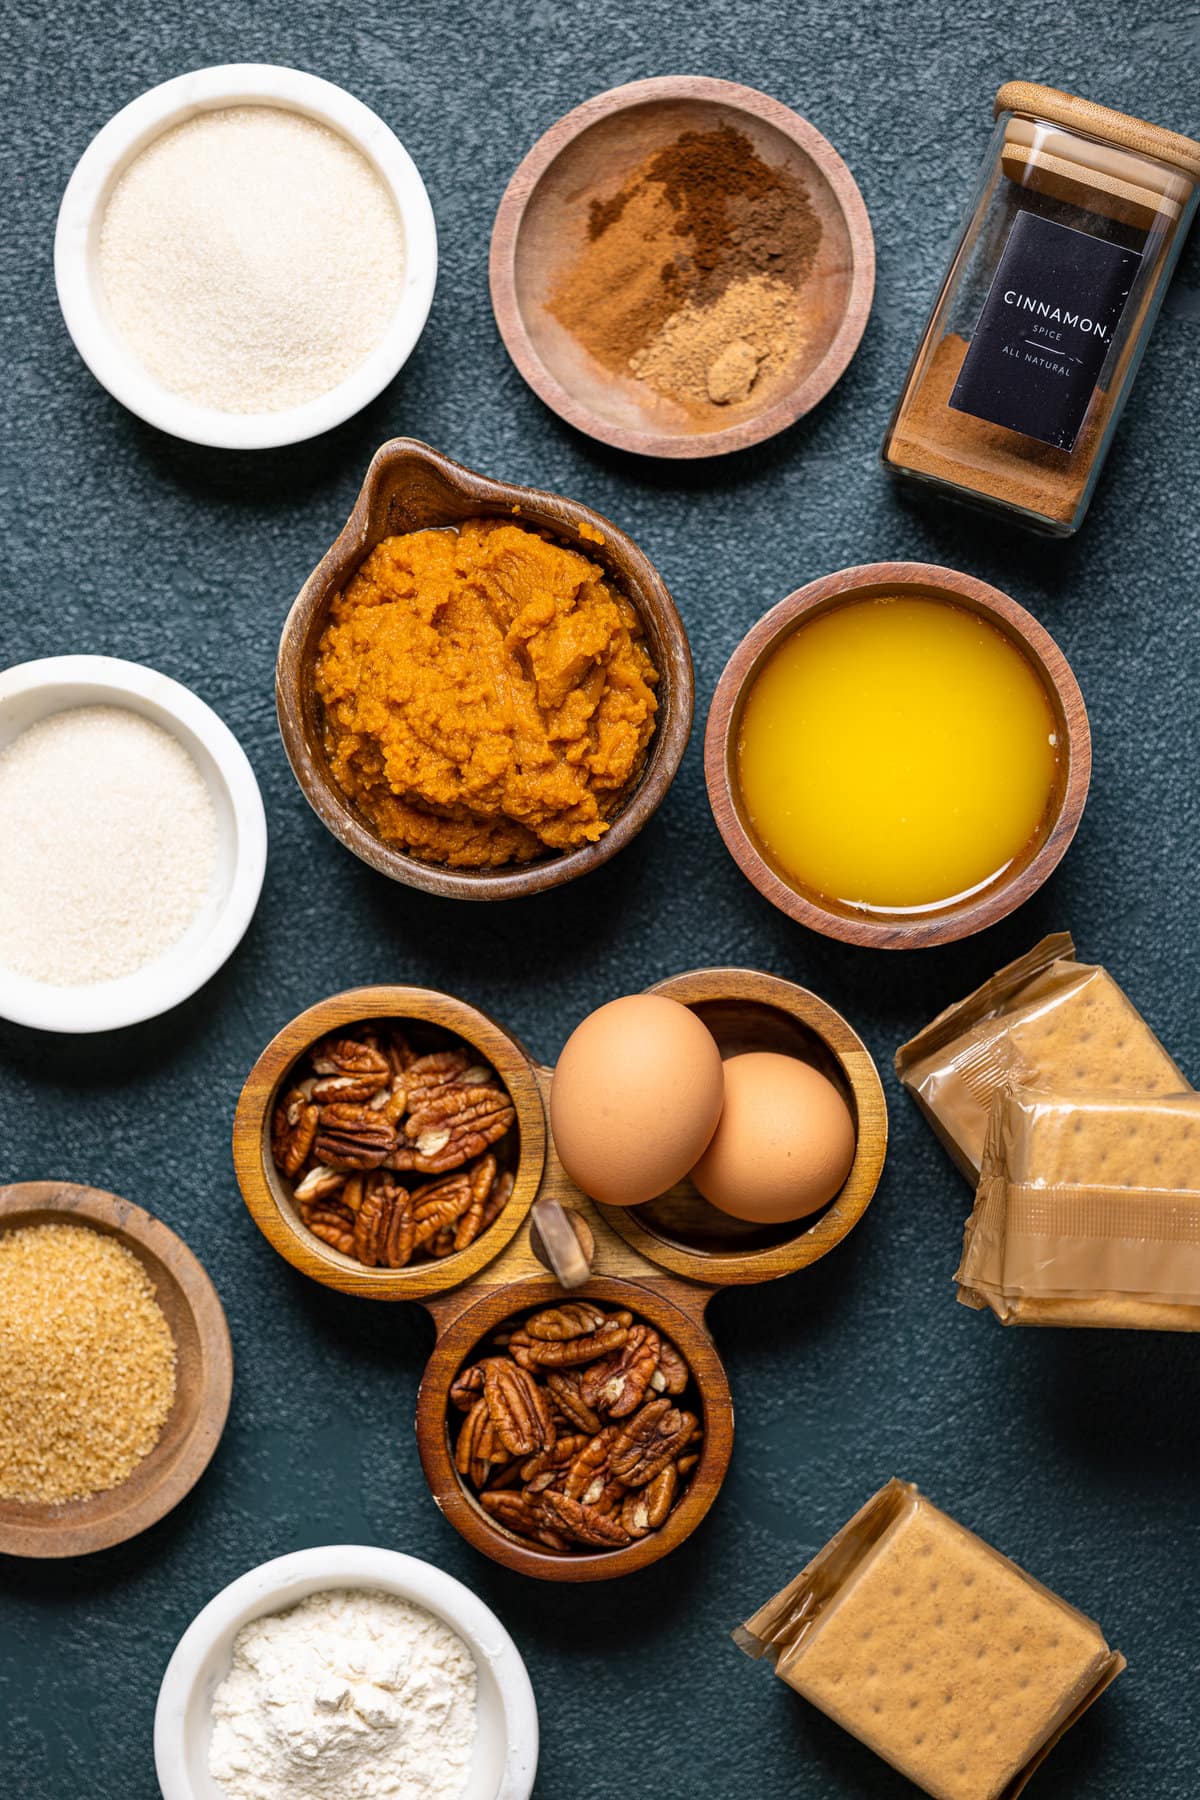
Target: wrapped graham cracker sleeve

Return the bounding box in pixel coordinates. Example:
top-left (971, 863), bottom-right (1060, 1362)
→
top-left (735, 1479), bottom-right (1123, 1800)
top-left (894, 933), bottom-right (1187, 1181)
top-left (958, 1087), bottom-right (1200, 1329)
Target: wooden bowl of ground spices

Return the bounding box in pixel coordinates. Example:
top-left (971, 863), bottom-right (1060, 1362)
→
top-left (0, 1182), bottom-right (233, 1557)
top-left (277, 438), bottom-right (693, 899)
top-left (489, 77), bottom-right (875, 457)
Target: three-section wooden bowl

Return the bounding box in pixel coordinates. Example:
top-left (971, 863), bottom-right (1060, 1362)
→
top-left (705, 562), bottom-right (1091, 949)
top-left (233, 969), bottom-right (887, 1580)
top-left (0, 1183), bottom-right (233, 1558)
top-left (276, 438), bottom-right (693, 901)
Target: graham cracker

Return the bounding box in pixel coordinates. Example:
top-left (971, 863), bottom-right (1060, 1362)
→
top-left (736, 1480), bottom-right (1123, 1800)
top-left (958, 1087), bottom-right (1200, 1328)
top-left (895, 934), bottom-right (1187, 1181)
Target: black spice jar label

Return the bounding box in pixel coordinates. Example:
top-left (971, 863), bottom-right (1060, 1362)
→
top-left (950, 212), bottom-right (1142, 451)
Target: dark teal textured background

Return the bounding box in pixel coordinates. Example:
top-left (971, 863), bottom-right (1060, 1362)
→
top-left (1, 2), bottom-right (1198, 1795)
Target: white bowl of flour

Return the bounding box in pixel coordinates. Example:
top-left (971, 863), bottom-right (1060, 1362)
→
top-left (55, 65), bottom-right (437, 449)
top-left (154, 1546), bottom-right (538, 1800)
top-left (0, 656), bottom-right (266, 1033)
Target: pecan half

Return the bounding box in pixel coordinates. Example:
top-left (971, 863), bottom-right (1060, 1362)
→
top-left (301, 1203), bottom-right (356, 1255)
top-left (481, 1169), bottom-right (514, 1232)
top-left (610, 1401), bottom-right (697, 1487)
top-left (402, 1086), bottom-right (516, 1173)
top-left (545, 1370), bottom-right (602, 1435)
top-left (379, 1081), bottom-right (410, 1126)
top-left (292, 1165), bottom-right (347, 1204)
top-left (353, 1182), bottom-right (391, 1267)
top-left (453, 1154), bottom-right (498, 1253)
top-left (311, 1037), bottom-right (392, 1100)
top-left (379, 1179), bottom-right (415, 1268)
top-left (582, 1324), bottom-right (660, 1417)
top-left (314, 1103), bottom-right (396, 1170)
top-left (410, 1172), bottom-right (474, 1247)
top-left (482, 1359), bottom-right (555, 1458)
top-left (455, 1396), bottom-right (508, 1488)
top-left (539, 1490), bottom-right (632, 1548)
top-left (508, 1322), bottom-right (629, 1369)
top-left (480, 1490), bottom-right (543, 1535)
top-left (272, 1088), bottom-right (319, 1177)
top-left (525, 1300), bottom-right (608, 1342)
top-left (622, 1464), bottom-right (678, 1537)
top-left (563, 1426), bottom-right (618, 1501)
top-left (404, 1048), bottom-right (472, 1104)
top-left (652, 1337), bottom-right (690, 1396)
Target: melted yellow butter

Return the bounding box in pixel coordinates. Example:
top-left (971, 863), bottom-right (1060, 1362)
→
top-left (735, 596), bottom-right (1060, 911)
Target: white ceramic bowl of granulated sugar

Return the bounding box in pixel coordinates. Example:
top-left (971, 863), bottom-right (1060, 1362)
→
top-left (154, 1546), bottom-right (538, 1800)
top-left (55, 65), bottom-right (437, 450)
top-left (0, 656), bottom-right (267, 1034)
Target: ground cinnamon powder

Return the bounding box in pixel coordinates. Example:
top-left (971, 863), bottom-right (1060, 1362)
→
top-left (549, 124), bottom-right (821, 415)
top-left (886, 334), bottom-right (1107, 524)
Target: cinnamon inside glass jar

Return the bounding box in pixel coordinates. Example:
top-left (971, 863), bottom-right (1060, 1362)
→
top-left (882, 83), bottom-right (1200, 535)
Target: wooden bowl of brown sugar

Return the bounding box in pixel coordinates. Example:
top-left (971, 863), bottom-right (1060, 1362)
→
top-left (490, 76), bottom-right (875, 457)
top-left (0, 1182), bottom-right (232, 1557)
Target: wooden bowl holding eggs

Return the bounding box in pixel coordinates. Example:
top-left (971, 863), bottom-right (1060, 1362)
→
top-left (234, 969), bottom-right (886, 1580)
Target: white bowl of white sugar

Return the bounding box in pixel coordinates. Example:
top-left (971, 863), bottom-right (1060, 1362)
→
top-left (55, 65), bottom-right (437, 449)
top-left (154, 1546), bottom-right (538, 1800)
top-left (0, 656), bottom-right (266, 1033)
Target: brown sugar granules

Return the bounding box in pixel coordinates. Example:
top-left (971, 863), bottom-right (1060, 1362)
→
top-left (549, 124), bottom-right (821, 415)
top-left (0, 1222), bottom-right (176, 1504)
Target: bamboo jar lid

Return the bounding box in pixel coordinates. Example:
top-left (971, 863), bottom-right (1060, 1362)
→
top-left (995, 81), bottom-right (1200, 184)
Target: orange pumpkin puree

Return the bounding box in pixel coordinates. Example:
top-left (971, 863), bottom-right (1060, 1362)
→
top-left (314, 519), bottom-right (660, 867)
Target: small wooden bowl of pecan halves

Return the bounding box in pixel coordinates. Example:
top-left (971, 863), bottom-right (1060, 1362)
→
top-left (234, 985), bottom-right (547, 1301)
top-left (415, 1275), bottom-right (732, 1582)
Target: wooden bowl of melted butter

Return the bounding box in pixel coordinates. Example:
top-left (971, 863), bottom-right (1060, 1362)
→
top-left (277, 438), bottom-right (693, 900)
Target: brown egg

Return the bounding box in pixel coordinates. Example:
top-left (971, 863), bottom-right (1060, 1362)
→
top-left (550, 995), bottom-right (725, 1207)
top-left (690, 1051), bottom-right (856, 1223)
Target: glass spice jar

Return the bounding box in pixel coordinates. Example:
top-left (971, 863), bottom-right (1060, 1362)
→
top-left (882, 83), bottom-right (1200, 535)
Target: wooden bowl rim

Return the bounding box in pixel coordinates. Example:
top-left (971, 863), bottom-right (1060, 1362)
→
top-left (596, 966), bottom-right (887, 1281)
top-left (488, 74), bottom-right (876, 459)
top-left (276, 437), bottom-right (693, 900)
top-left (704, 562), bottom-right (1092, 949)
top-left (415, 1274), bottom-right (731, 1581)
top-left (232, 986), bottom-right (548, 1299)
top-left (0, 1182), bottom-right (232, 1557)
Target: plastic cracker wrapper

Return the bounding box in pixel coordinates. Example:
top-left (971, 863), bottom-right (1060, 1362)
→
top-left (957, 1086), bottom-right (1200, 1329)
top-left (734, 1479), bottom-right (1124, 1800)
top-left (894, 932), bottom-right (1187, 1181)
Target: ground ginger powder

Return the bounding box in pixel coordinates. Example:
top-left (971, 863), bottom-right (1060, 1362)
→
top-left (315, 519), bottom-right (660, 867)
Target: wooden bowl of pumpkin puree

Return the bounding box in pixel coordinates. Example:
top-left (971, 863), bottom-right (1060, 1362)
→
top-left (277, 439), bottom-right (693, 899)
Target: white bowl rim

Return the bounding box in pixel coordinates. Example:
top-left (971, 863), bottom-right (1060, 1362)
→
top-left (0, 654), bottom-right (267, 1033)
top-left (153, 1544), bottom-right (539, 1800)
top-left (54, 62), bottom-right (438, 450)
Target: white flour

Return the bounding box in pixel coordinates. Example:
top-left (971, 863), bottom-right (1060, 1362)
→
top-left (207, 1587), bottom-right (477, 1800)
